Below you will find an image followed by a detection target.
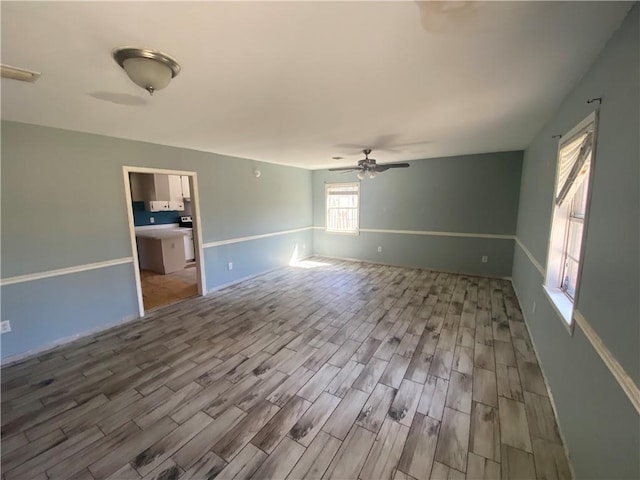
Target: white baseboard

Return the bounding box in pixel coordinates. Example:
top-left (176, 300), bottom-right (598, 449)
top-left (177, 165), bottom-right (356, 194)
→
top-left (2, 257), bottom-right (314, 368)
top-left (206, 256), bottom-right (313, 295)
top-left (510, 281), bottom-right (576, 480)
top-left (1, 314), bottom-right (139, 367)
top-left (514, 236), bottom-right (640, 415)
top-left (312, 254), bottom-right (512, 281)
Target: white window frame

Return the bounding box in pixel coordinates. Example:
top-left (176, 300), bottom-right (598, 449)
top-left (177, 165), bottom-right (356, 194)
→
top-left (543, 111), bottom-right (598, 334)
top-left (325, 182), bottom-right (360, 235)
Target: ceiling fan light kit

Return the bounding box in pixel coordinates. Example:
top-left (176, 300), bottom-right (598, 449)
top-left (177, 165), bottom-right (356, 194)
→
top-left (329, 149), bottom-right (409, 179)
top-left (113, 47), bottom-right (181, 95)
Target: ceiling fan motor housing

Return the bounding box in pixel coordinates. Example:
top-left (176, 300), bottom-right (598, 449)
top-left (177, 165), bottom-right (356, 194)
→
top-left (327, 149), bottom-right (409, 174)
top-left (358, 158), bottom-right (376, 170)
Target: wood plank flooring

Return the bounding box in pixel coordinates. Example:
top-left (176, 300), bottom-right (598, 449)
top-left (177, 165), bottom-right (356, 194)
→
top-left (1, 258), bottom-right (571, 480)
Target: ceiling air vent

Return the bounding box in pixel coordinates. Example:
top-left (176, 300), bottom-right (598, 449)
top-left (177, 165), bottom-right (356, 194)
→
top-left (1, 64), bottom-right (40, 83)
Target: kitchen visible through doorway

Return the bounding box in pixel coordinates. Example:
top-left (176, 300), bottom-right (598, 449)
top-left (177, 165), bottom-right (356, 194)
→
top-left (123, 167), bottom-right (205, 315)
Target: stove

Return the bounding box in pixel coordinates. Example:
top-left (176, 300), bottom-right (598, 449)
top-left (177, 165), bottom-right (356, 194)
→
top-left (179, 215), bottom-right (193, 228)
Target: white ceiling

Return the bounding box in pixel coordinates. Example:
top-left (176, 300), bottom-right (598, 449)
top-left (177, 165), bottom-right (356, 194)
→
top-left (1, 1), bottom-right (632, 169)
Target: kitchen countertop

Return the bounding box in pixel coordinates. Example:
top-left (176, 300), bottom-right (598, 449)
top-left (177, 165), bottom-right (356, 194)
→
top-left (135, 227), bottom-right (191, 239)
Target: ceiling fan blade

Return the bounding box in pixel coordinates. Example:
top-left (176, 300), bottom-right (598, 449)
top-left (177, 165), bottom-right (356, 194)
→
top-left (373, 163), bottom-right (410, 172)
top-left (328, 167), bottom-right (358, 172)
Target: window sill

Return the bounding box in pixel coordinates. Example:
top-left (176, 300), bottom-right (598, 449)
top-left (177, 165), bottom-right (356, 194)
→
top-left (542, 285), bottom-right (575, 335)
top-left (325, 229), bottom-right (360, 236)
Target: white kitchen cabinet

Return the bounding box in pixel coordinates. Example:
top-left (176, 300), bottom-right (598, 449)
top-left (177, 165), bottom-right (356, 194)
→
top-left (180, 176), bottom-right (191, 200)
top-left (131, 173), bottom-right (187, 212)
top-left (183, 229), bottom-right (195, 261)
top-left (159, 175), bottom-right (186, 211)
top-left (168, 175), bottom-right (183, 202)
top-left (146, 200), bottom-right (170, 212)
top-left (136, 230), bottom-right (186, 274)
top-left (152, 174), bottom-right (170, 201)
top-left (168, 200), bottom-right (185, 211)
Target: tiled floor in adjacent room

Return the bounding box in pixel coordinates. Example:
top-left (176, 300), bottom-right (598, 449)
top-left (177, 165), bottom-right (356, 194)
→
top-left (1, 258), bottom-right (571, 480)
top-left (140, 263), bottom-right (198, 311)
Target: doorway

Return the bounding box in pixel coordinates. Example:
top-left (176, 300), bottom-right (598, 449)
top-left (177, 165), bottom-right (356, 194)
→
top-left (122, 166), bottom-right (206, 316)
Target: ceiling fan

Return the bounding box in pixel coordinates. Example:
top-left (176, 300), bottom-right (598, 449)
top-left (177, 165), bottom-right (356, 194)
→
top-left (328, 149), bottom-right (409, 179)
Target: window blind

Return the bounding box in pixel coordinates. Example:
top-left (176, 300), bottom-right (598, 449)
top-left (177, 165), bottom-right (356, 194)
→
top-left (327, 186), bottom-right (359, 196)
top-left (555, 130), bottom-right (593, 206)
top-left (326, 183), bottom-right (359, 233)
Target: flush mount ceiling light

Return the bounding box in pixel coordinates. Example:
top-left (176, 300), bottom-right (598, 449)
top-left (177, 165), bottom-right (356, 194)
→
top-left (1, 64), bottom-right (40, 83)
top-left (112, 47), bottom-right (181, 96)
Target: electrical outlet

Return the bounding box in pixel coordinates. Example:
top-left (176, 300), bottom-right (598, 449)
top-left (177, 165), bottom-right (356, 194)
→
top-left (1, 321), bottom-right (11, 334)
top-left (228, 262), bottom-right (233, 270)
top-left (302, 243), bottom-right (306, 250)
top-left (481, 255), bottom-right (488, 263)
top-left (150, 217), bottom-right (155, 224)
top-left (378, 246), bottom-right (383, 253)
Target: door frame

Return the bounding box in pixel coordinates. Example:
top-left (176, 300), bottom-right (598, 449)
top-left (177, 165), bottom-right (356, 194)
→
top-left (122, 166), bottom-right (206, 317)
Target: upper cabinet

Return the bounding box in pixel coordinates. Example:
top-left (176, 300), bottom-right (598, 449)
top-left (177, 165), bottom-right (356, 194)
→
top-left (129, 172), bottom-right (150, 202)
top-left (129, 173), bottom-right (190, 211)
top-left (164, 175), bottom-right (184, 211)
top-left (181, 176), bottom-right (191, 201)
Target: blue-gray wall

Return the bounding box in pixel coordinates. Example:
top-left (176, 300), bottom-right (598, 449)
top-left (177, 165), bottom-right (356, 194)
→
top-left (312, 151), bottom-right (522, 277)
top-left (512, 4), bottom-right (639, 478)
top-left (1, 122), bottom-right (312, 360)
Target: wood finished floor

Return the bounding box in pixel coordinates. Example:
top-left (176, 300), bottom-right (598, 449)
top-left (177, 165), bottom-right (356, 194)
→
top-left (1, 258), bottom-right (571, 480)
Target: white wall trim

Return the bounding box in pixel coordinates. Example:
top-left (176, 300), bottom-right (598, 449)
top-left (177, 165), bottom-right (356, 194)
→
top-left (0, 224), bottom-right (312, 288)
top-left (0, 257), bottom-right (134, 286)
top-left (313, 225), bottom-right (514, 240)
top-left (120, 166), bottom-right (197, 176)
top-left (573, 309), bottom-right (640, 414)
top-left (123, 166), bottom-right (207, 318)
top-left (203, 226), bottom-right (313, 249)
top-left (514, 236), bottom-right (545, 276)
top-left (123, 166), bottom-right (145, 317)
top-left (515, 236), bottom-right (640, 414)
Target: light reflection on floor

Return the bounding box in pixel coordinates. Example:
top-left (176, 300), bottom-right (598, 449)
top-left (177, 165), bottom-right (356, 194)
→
top-left (289, 259), bottom-right (332, 269)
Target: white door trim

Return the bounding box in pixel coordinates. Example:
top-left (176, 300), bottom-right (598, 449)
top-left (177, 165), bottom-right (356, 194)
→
top-left (122, 166), bottom-right (206, 317)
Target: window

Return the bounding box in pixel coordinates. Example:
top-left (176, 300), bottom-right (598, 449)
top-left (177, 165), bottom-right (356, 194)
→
top-left (326, 183), bottom-right (360, 234)
top-left (561, 180), bottom-right (588, 299)
top-left (544, 112), bottom-right (597, 330)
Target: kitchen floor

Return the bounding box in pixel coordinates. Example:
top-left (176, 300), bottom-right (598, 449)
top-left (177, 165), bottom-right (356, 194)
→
top-left (141, 263), bottom-right (198, 310)
top-left (0, 258), bottom-right (571, 480)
